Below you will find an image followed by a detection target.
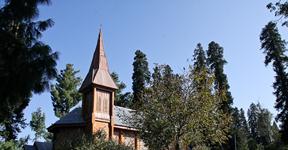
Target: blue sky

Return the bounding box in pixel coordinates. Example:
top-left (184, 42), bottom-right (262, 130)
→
top-left (19, 0), bottom-right (284, 140)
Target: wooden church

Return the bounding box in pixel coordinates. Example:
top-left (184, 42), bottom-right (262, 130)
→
top-left (47, 30), bottom-right (146, 150)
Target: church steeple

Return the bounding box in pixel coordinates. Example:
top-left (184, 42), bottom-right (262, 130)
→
top-left (79, 30), bottom-right (118, 92)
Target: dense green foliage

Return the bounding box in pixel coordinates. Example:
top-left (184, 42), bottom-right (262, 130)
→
top-left (0, 140), bottom-right (22, 150)
top-left (111, 72), bottom-right (132, 108)
top-left (132, 50), bottom-right (150, 109)
top-left (189, 43), bottom-right (231, 147)
top-left (29, 108), bottom-right (47, 141)
top-left (247, 102), bottom-right (284, 149)
top-left (207, 41), bottom-right (233, 113)
top-left (72, 130), bottom-right (133, 150)
top-left (260, 22), bottom-right (288, 144)
top-left (132, 44), bottom-right (231, 150)
top-left (0, 0), bottom-right (58, 140)
top-left (207, 41), bottom-right (234, 149)
top-left (51, 64), bottom-right (82, 118)
top-left (231, 108), bottom-right (249, 150)
top-left (133, 65), bottom-right (184, 150)
top-left (0, 136), bottom-right (29, 150)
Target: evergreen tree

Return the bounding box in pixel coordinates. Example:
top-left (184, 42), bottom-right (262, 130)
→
top-left (110, 72), bottom-right (132, 108)
top-left (189, 43), bottom-right (230, 147)
top-left (239, 108), bottom-right (249, 137)
top-left (231, 108), bottom-right (249, 150)
top-left (267, 1), bottom-right (288, 27)
top-left (247, 102), bottom-right (274, 148)
top-left (0, 0), bottom-right (58, 140)
top-left (248, 103), bottom-right (259, 143)
top-left (207, 41), bottom-right (233, 113)
top-left (257, 106), bottom-right (273, 146)
top-left (193, 43), bottom-right (206, 73)
top-left (207, 41), bottom-right (234, 149)
top-left (51, 64), bottom-right (82, 118)
top-left (239, 108), bottom-right (249, 150)
top-left (30, 108), bottom-right (46, 141)
top-left (260, 22), bottom-right (288, 144)
top-left (271, 121), bottom-right (280, 143)
top-left (131, 50), bottom-right (150, 109)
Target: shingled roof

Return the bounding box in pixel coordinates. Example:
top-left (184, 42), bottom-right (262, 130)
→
top-left (48, 101), bottom-right (134, 131)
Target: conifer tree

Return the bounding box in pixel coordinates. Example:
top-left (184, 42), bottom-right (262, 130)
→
top-left (232, 108), bottom-right (249, 149)
top-left (271, 121), bottom-right (280, 143)
top-left (193, 43), bottom-right (206, 73)
top-left (231, 108), bottom-right (249, 150)
top-left (51, 64), bottom-right (82, 118)
top-left (248, 103), bottom-right (259, 141)
top-left (257, 105), bottom-right (273, 146)
top-left (0, 0), bottom-right (58, 140)
top-left (111, 72), bottom-right (132, 108)
top-left (260, 22), bottom-right (288, 143)
top-left (239, 108), bottom-right (249, 137)
top-left (248, 102), bottom-right (274, 148)
top-left (207, 41), bottom-right (233, 113)
top-left (30, 108), bottom-right (46, 141)
top-left (267, 1), bottom-right (288, 27)
top-left (131, 50), bottom-right (150, 109)
top-left (189, 43), bottom-right (230, 147)
top-left (239, 108), bottom-right (249, 150)
top-left (207, 41), bottom-right (234, 149)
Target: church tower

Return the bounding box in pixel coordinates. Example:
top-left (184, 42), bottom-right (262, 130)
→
top-left (79, 30), bottom-right (118, 139)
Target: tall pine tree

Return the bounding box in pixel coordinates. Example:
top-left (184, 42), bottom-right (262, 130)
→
top-left (207, 41), bottom-right (233, 113)
top-left (260, 22), bottom-right (288, 144)
top-left (132, 50), bottom-right (150, 110)
top-left (0, 0), bottom-right (58, 140)
top-left (248, 103), bottom-right (259, 141)
top-left (190, 43), bottom-right (230, 147)
top-left (51, 64), bottom-right (82, 118)
top-left (231, 108), bottom-right (249, 150)
top-left (207, 41), bottom-right (234, 149)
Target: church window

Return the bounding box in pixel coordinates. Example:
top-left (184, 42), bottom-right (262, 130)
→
top-left (95, 90), bottom-right (110, 120)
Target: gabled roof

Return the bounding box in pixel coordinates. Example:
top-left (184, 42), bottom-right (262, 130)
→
top-left (48, 101), bottom-right (135, 131)
top-left (79, 30), bottom-right (118, 92)
top-left (52, 107), bottom-right (84, 125)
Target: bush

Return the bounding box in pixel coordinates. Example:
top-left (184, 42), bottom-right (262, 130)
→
top-left (0, 140), bottom-right (21, 150)
top-left (72, 130), bottom-right (133, 150)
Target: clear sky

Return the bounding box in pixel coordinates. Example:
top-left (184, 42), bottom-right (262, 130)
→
top-left (18, 0), bottom-right (284, 140)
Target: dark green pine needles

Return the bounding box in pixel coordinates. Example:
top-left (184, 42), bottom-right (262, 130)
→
top-left (260, 21), bottom-right (288, 144)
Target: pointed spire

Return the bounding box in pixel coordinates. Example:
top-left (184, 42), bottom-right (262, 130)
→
top-left (79, 29), bottom-right (118, 92)
top-left (92, 29), bottom-right (109, 71)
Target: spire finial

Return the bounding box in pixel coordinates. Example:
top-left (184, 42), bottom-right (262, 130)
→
top-left (99, 24), bottom-right (103, 32)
